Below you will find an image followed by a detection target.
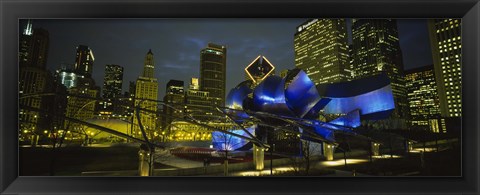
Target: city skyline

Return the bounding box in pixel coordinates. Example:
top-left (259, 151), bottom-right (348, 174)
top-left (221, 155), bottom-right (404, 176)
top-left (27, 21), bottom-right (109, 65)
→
top-left (22, 19), bottom-right (432, 99)
top-left (18, 18), bottom-right (462, 177)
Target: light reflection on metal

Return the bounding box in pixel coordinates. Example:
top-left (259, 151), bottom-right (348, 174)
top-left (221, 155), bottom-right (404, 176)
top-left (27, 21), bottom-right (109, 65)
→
top-left (284, 69), bottom-right (324, 118)
top-left (328, 110), bottom-right (361, 128)
top-left (225, 80), bottom-right (253, 121)
top-left (317, 72), bottom-right (395, 119)
top-left (252, 76), bottom-right (294, 116)
top-left (212, 126), bottom-right (255, 151)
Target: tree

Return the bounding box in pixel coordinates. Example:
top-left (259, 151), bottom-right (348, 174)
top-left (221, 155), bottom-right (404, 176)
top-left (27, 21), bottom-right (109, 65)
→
top-left (288, 140), bottom-right (322, 175)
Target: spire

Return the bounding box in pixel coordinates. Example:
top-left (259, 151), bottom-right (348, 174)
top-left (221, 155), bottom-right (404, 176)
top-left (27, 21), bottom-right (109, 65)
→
top-left (143, 49), bottom-right (155, 78)
top-left (23, 20), bottom-right (33, 36)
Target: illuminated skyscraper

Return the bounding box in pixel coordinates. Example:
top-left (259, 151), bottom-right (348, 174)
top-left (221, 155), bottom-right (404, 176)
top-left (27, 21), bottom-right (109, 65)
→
top-left (133, 49), bottom-right (159, 139)
top-left (200, 43), bottom-right (226, 110)
top-left (55, 68), bottom-right (77, 89)
top-left (19, 21), bottom-right (49, 69)
top-left (29, 28), bottom-right (49, 69)
top-left (18, 22), bottom-right (51, 142)
top-left (405, 65), bottom-right (441, 127)
top-left (99, 64), bottom-right (124, 116)
top-left (19, 20), bottom-right (33, 67)
top-left (65, 87), bottom-right (98, 123)
top-left (19, 66), bottom-right (49, 136)
top-left (103, 64), bottom-right (124, 99)
top-left (428, 19), bottom-right (462, 117)
top-left (74, 45), bottom-right (94, 78)
top-left (189, 77), bottom-right (200, 90)
top-left (294, 19), bottom-right (351, 84)
top-left (163, 80), bottom-right (185, 131)
top-left (185, 78), bottom-right (213, 122)
top-left (351, 19), bottom-right (409, 121)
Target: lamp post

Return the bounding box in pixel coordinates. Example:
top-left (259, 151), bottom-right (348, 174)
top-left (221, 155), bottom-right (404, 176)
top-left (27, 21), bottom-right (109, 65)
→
top-left (270, 143), bottom-right (275, 175)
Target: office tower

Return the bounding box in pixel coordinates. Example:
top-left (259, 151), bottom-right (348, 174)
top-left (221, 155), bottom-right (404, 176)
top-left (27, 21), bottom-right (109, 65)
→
top-left (65, 87), bottom-right (98, 123)
top-left (99, 64), bottom-right (124, 116)
top-left (163, 80), bottom-right (185, 132)
top-left (348, 44), bottom-right (355, 78)
top-left (133, 49), bottom-right (159, 139)
top-left (19, 67), bottom-right (49, 136)
top-left (245, 55), bottom-right (275, 84)
top-left (73, 45), bottom-right (96, 89)
top-left (102, 64), bottom-right (124, 99)
top-left (64, 45), bottom-right (99, 124)
top-left (110, 92), bottom-right (134, 119)
top-left (351, 19), bottom-right (409, 121)
top-left (294, 19), bottom-right (351, 84)
top-left (74, 45), bottom-right (95, 78)
top-left (122, 81), bottom-right (136, 117)
top-left (55, 68), bottom-right (78, 89)
top-left (19, 21), bottom-right (49, 69)
top-left (29, 28), bottom-right (49, 69)
top-left (428, 19), bottom-right (462, 117)
top-left (166, 80), bottom-right (184, 94)
top-left (189, 77), bottom-right (200, 90)
top-left (18, 22), bottom-right (51, 143)
top-left (19, 20), bottom-right (33, 67)
top-left (185, 78), bottom-right (213, 122)
top-left (200, 43), bottom-right (227, 111)
top-left (405, 65), bottom-right (441, 127)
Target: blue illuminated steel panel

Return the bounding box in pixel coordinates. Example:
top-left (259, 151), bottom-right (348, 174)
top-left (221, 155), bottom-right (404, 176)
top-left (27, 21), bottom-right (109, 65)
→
top-left (328, 109), bottom-right (361, 128)
top-left (225, 80), bottom-right (253, 121)
top-left (252, 76), bottom-right (294, 116)
top-left (321, 85), bottom-right (395, 116)
top-left (284, 69), bottom-right (323, 118)
top-left (211, 126), bottom-right (255, 151)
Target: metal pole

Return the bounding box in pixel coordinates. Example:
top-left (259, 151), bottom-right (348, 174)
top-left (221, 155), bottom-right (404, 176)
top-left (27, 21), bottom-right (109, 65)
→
top-left (270, 145), bottom-right (273, 175)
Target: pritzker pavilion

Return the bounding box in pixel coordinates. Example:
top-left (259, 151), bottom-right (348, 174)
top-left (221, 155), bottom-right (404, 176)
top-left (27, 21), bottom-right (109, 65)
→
top-left (212, 56), bottom-right (396, 170)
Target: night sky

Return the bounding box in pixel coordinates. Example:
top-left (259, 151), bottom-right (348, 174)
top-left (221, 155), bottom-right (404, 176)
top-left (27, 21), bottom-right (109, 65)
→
top-left (23, 19), bottom-right (433, 99)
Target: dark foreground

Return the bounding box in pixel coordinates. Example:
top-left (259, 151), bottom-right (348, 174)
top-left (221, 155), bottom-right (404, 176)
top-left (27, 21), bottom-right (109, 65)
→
top-left (20, 143), bottom-right (460, 176)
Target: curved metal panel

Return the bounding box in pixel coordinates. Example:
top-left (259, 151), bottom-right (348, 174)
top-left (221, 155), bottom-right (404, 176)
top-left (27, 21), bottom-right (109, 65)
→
top-left (211, 126), bottom-right (255, 151)
top-left (322, 85), bottom-right (395, 117)
top-left (225, 80), bottom-right (253, 120)
top-left (252, 75), bottom-right (294, 116)
top-left (284, 69), bottom-right (324, 118)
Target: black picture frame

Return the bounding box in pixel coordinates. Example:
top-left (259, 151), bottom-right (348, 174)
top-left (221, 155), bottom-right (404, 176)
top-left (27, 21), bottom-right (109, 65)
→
top-left (1, 0), bottom-right (479, 194)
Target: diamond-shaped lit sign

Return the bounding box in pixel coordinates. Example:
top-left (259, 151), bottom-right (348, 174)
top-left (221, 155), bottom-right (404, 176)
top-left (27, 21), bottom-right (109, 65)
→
top-left (245, 55), bottom-right (275, 83)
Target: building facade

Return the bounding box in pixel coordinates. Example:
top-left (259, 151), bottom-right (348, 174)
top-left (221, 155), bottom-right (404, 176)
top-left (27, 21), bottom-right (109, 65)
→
top-left (19, 66), bottom-right (50, 136)
top-left (99, 64), bottom-right (124, 116)
top-left (294, 19), bottom-right (351, 84)
top-left (163, 80), bottom-right (185, 132)
top-left (133, 50), bottom-right (159, 139)
top-left (405, 65), bottom-right (441, 127)
top-left (185, 78), bottom-right (213, 122)
top-left (19, 21), bottom-right (49, 69)
top-left (18, 22), bottom-right (52, 144)
top-left (28, 28), bottom-right (50, 69)
top-left (19, 20), bottom-right (33, 67)
top-left (55, 68), bottom-right (78, 89)
top-left (74, 45), bottom-right (95, 78)
top-left (200, 43), bottom-right (227, 112)
top-left (428, 19), bottom-right (462, 117)
top-left (351, 19), bottom-right (409, 122)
